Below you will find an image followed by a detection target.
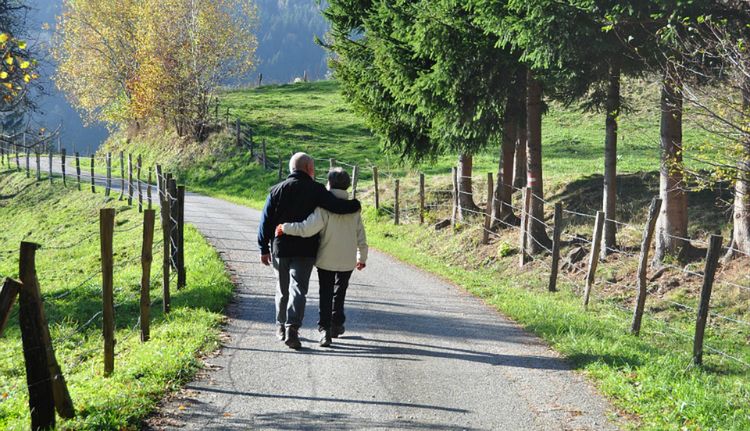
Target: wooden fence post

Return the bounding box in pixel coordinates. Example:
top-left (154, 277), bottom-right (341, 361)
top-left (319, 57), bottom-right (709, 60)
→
top-left (147, 167), bottom-right (152, 210)
top-left (119, 151), bottom-right (125, 201)
top-left (33, 151), bottom-right (39, 181)
top-left (631, 197), bottom-right (662, 335)
top-left (48, 151), bottom-right (53, 184)
top-left (483, 173), bottom-right (494, 244)
top-left (75, 153), bottom-right (81, 191)
top-left (583, 211), bottom-right (605, 310)
top-left (128, 154), bottom-right (133, 205)
top-left (548, 202), bottom-right (563, 292)
top-left (25, 149), bottom-right (29, 178)
top-left (161, 172), bottom-right (171, 313)
top-left (137, 155), bottom-right (143, 212)
top-left (236, 118), bottom-right (242, 147)
top-left (693, 234), bottom-right (723, 366)
top-left (278, 154), bottom-right (283, 181)
top-left (105, 153), bottom-right (112, 197)
top-left (373, 166), bottom-right (380, 210)
top-left (519, 187), bottom-right (532, 267)
top-left (177, 185), bottom-right (186, 289)
top-left (168, 178), bottom-right (179, 275)
top-left (90, 156), bottom-right (95, 193)
top-left (100, 208), bottom-right (115, 376)
top-left (329, 158), bottom-right (336, 170)
top-left (451, 167), bottom-right (458, 227)
top-left (419, 173), bottom-right (425, 225)
top-left (19, 241), bottom-right (75, 424)
top-left (262, 139), bottom-right (268, 169)
top-left (0, 278), bottom-right (20, 336)
top-left (141, 209), bottom-right (155, 342)
top-left (394, 179), bottom-right (400, 225)
top-left (15, 144), bottom-right (20, 171)
top-left (352, 165), bottom-right (360, 200)
top-left (61, 149), bottom-right (66, 187)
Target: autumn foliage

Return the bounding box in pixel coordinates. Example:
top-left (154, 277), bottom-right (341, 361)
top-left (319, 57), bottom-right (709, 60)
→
top-left (52, 0), bottom-right (257, 139)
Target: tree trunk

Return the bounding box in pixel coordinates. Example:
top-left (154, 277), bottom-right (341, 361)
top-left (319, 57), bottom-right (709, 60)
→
top-left (513, 69), bottom-right (528, 189)
top-left (728, 72), bottom-right (750, 258)
top-left (655, 65), bottom-right (689, 262)
top-left (458, 153), bottom-right (480, 218)
top-left (492, 92), bottom-right (520, 227)
top-left (601, 62), bottom-right (621, 258)
top-left (526, 70), bottom-right (551, 253)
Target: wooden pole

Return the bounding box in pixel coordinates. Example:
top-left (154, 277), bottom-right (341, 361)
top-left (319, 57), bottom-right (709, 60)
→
top-left (519, 187), bottom-right (532, 267)
top-left (278, 154), bottom-right (283, 181)
top-left (0, 278), bottom-right (20, 337)
top-left (18, 242), bottom-right (55, 430)
top-left (100, 209), bottom-right (115, 376)
top-left (583, 211), bottom-right (605, 310)
top-left (451, 167), bottom-right (458, 227)
top-left (631, 198), bottom-right (662, 335)
top-left (373, 166), bottom-right (380, 210)
top-left (329, 158), bottom-right (336, 170)
top-left (61, 149), bottom-right (66, 187)
top-left (394, 179), bottom-right (400, 225)
top-left (48, 151), bottom-right (53, 184)
top-left (90, 156), bottom-right (95, 193)
top-left (128, 154), bottom-right (133, 205)
top-left (161, 173), bottom-right (172, 314)
top-left (137, 155), bottom-right (143, 212)
top-left (25, 148), bottom-right (29, 178)
top-left (75, 153), bottom-right (81, 191)
top-left (141, 210), bottom-right (156, 342)
top-left (33, 151), bottom-right (39, 181)
top-left (483, 173), bottom-right (493, 244)
top-left (236, 119), bottom-right (242, 147)
top-left (693, 234), bottom-right (723, 366)
top-left (548, 202), bottom-right (563, 292)
top-left (177, 185), bottom-right (186, 289)
top-left (419, 173), bottom-right (425, 225)
top-left (352, 165), bottom-right (360, 200)
top-left (15, 144), bottom-right (19, 171)
top-left (147, 168), bottom-right (152, 210)
top-left (105, 153), bottom-right (112, 197)
top-left (20, 241), bottom-right (75, 423)
top-left (168, 178), bottom-right (179, 273)
top-left (262, 140), bottom-right (268, 169)
top-left (119, 151), bottom-right (124, 201)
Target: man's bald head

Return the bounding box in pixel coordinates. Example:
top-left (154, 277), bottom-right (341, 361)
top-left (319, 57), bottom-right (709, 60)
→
top-left (289, 152), bottom-right (314, 177)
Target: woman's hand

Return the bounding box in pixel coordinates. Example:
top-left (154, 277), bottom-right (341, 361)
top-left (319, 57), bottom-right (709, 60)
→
top-left (356, 262), bottom-right (366, 271)
top-left (275, 224), bottom-right (284, 237)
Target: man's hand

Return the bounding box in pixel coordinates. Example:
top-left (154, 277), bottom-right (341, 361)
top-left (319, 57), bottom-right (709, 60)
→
top-left (261, 254), bottom-right (271, 266)
top-left (356, 262), bottom-right (366, 271)
top-left (275, 224), bottom-right (284, 237)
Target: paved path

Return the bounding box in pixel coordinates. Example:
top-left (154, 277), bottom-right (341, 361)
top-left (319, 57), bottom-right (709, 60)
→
top-left (30, 156), bottom-right (619, 430)
top-left (151, 193), bottom-right (620, 430)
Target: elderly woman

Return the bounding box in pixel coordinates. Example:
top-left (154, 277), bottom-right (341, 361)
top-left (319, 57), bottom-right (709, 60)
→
top-left (276, 167), bottom-right (368, 347)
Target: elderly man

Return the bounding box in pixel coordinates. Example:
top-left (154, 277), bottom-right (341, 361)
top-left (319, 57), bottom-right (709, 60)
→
top-left (258, 152), bottom-right (361, 349)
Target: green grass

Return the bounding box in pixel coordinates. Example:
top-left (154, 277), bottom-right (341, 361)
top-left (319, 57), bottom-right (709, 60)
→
top-left (362, 208), bottom-right (750, 431)
top-left (0, 171), bottom-right (233, 430)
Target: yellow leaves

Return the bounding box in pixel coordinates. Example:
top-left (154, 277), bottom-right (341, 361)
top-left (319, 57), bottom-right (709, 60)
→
top-left (17, 41), bottom-right (27, 50)
top-left (0, 33), bottom-right (8, 44)
top-left (23, 74), bottom-right (31, 83)
top-left (20, 61), bottom-right (30, 69)
top-left (5, 56), bottom-right (13, 66)
top-left (3, 82), bottom-right (13, 90)
top-left (0, 71), bottom-right (7, 80)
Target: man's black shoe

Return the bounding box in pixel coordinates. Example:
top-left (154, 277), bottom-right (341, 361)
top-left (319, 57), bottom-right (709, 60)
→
top-left (285, 327), bottom-right (302, 350)
top-left (276, 324), bottom-right (286, 341)
top-left (331, 325), bottom-right (345, 338)
top-left (319, 329), bottom-right (332, 347)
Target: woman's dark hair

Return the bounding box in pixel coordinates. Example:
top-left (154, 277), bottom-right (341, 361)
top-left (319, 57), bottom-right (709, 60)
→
top-left (327, 167), bottom-right (351, 190)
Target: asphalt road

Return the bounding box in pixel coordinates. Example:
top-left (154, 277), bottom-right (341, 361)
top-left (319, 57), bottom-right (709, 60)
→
top-left (32, 155), bottom-right (619, 430)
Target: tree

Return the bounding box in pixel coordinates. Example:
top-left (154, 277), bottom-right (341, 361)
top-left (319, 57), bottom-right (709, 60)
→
top-left (324, 0), bottom-right (517, 215)
top-left (53, 0), bottom-right (257, 139)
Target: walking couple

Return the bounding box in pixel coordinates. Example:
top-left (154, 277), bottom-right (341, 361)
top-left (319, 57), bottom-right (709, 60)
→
top-left (258, 152), bottom-right (368, 349)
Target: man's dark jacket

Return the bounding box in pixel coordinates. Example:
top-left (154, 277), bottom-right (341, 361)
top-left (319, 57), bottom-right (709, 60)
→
top-left (258, 171), bottom-right (361, 258)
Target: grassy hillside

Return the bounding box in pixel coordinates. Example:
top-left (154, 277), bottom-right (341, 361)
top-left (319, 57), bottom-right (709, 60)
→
top-left (0, 172), bottom-right (233, 430)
